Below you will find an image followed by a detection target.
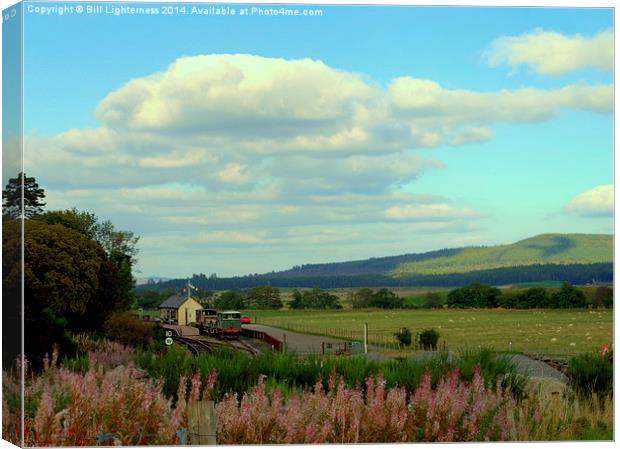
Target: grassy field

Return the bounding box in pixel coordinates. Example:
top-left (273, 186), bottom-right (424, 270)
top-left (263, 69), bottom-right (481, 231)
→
top-left (249, 308), bottom-right (613, 356)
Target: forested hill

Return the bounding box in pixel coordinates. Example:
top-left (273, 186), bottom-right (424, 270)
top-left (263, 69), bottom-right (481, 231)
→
top-left (141, 233), bottom-right (613, 290)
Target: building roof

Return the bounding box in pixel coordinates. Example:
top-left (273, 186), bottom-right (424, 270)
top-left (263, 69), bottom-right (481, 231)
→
top-left (159, 293), bottom-right (194, 309)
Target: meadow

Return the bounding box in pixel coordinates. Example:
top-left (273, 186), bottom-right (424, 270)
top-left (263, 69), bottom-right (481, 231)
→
top-left (250, 308), bottom-right (613, 355)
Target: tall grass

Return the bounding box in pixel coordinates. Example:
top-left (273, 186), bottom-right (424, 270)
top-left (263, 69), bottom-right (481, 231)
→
top-left (134, 345), bottom-right (527, 402)
top-left (566, 350), bottom-right (613, 399)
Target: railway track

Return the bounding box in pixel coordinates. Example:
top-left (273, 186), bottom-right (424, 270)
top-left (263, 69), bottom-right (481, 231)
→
top-left (228, 339), bottom-right (261, 357)
top-left (172, 336), bottom-right (215, 355)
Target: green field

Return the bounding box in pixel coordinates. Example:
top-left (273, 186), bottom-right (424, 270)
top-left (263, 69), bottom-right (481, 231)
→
top-left (392, 233), bottom-right (612, 276)
top-left (250, 308), bottom-right (613, 355)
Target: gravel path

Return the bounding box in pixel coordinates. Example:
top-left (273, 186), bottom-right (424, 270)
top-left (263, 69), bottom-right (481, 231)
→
top-left (505, 354), bottom-right (568, 383)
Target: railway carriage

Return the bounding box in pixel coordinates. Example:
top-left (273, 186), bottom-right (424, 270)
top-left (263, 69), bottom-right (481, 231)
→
top-left (197, 309), bottom-right (243, 339)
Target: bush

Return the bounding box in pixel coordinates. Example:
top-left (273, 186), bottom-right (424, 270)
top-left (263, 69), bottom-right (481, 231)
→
top-left (103, 311), bottom-right (154, 347)
top-left (419, 328), bottom-right (440, 351)
top-left (394, 327), bottom-right (412, 347)
top-left (567, 349), bottom-right (613, 399)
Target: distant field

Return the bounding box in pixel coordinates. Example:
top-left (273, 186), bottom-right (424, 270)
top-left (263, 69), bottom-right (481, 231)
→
top-left (249, 308), bottom-right (613, 355)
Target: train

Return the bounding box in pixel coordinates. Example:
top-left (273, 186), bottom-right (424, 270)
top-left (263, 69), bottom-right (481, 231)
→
top-left (196, 309), bottom-right (243, 339)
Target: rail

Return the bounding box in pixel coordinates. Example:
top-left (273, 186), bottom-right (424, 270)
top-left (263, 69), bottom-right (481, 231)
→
top-left (242, 328), bottom-right (283, 352)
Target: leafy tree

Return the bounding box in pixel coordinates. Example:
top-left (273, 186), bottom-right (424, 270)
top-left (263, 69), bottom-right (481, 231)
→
top-left (349, 288), bottom-right (375, 308)
top-left (36, 208), bottom-right (139, 261)
top-left (289, 289), bottom-right (304, 309)
top-left (446, 283), bottom-right (501, 308)
top-left (2, 172), bottom-right (46, 218)
top-left (422, 292), bottom-right (444, 309)
top-left (549, 282), bottom-right (587, 308)
top-left (592, 286), bottom-right (613, 309)
top-left (2, 218), bottom-right (22, 369)
top-left (22, 220), bottom-right (109, 368)
top-left (135, 290), bottom-right (165, 310)
top-left (289, 287), bottom-right (342, 309)
top-left (246, 285), bottom-right (282, 309)
top-left (214, 291), bottom-right (245, 310)
top-left (371, 288), bottom-right (403, 309)
top-left (518, 287), bottom-right (549, 309)
top-left (36, 208), bottom-right (139, 312)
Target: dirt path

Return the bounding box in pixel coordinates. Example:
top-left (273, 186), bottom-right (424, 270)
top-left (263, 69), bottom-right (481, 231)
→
top-left (243, 324), bottom-right (349, 354)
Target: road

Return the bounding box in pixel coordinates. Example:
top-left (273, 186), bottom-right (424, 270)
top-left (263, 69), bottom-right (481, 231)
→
top-left (243, 324), bottom-right (353, 354)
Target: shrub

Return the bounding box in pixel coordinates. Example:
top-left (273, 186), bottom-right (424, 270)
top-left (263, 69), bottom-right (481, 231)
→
top-left (567, 349), bottom-right (613, 399)
top-left (419, 329), bottom-right (440, 351)
top-left (394, 328), bottom-right (412, 347)
top-left (103, 311), bottom-right (153, 347)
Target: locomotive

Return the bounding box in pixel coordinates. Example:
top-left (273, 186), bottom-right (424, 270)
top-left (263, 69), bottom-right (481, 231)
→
top-left (196, 308), bottom-right (243, 339)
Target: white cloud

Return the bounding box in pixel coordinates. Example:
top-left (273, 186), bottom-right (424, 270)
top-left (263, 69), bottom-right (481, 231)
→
top-left (485, 29), bottom-right (613, 76)
top-left (217, 163), bottom-right (251, 185)
top-left (564, 185), bottom-right (613, 218)
top-left (448, 127), bottom-right (494, 146)
top-left (384, 203), bottom-right (480, 221)
top-left (22, 53), bottom-right (613, 276)
top-left (96, 54), bottom-right (377, 134)
top-left (388, 77), bottom-right (612, 124)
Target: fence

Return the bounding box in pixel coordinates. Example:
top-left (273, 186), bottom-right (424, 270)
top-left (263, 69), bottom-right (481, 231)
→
top-left (242, 327), bottom-right (283, 352)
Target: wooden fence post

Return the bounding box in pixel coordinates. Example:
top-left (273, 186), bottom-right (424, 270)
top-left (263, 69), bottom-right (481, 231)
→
top-left (188, 400), bottom-right (216, 445)
top-left (363, 323), bottom-right (368, 354)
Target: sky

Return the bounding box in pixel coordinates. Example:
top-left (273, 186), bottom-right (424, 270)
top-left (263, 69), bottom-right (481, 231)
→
top-left (11, 1), bottom-right (615, 277)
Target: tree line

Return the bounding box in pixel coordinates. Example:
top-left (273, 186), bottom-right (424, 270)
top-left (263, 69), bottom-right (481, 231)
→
top-left (144, 262), bottom-right (613, 292)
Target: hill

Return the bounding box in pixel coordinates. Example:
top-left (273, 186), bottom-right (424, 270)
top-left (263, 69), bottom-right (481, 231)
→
top-left (141, 233), bottom-right (613, 290)
top-left (391, 234), bottom-right (612, 277)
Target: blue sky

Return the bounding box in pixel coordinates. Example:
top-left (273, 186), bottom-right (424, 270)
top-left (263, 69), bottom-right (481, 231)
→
top-left (17, 1), bottom-right (614, 277)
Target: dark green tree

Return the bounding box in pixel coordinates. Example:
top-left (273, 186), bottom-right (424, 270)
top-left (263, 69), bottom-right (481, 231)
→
top-left (446, 283), bottom-right (501, 308)
top-left (349, 288), bottom-right (375, 309)
top-left (23, 220), bottom-right (109, 368)
top-left (289, 289), bottom-right (304, 309)
top-left (518, 287), bottom-right (549, 309)
top-left (2, 172), bottom-right (46, 218)
top-left (549, 283), bottom-right (587, 308)
top-left (36, 208), bottom-right (139, 261)
top-left (36, 208), bottom-right (139, 312)
top-left (214, 291), bottom-right (245, 310)
top-left (246, 285), bottom-right (282, 309)
top-left (288, 287), bottom-right (342, 309)
top-left (592, 286), bottom-right (613, 309)
top-left (422, 292), bottom-right (444, 309)
top-left (371, 288), bottom-right (403, 309)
